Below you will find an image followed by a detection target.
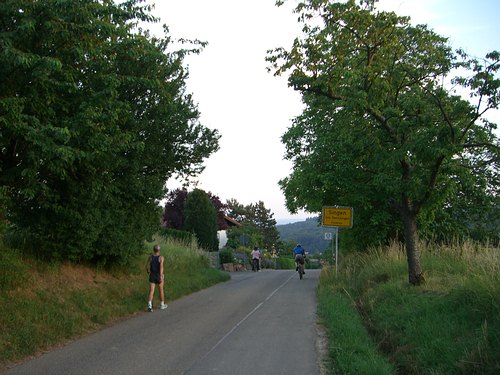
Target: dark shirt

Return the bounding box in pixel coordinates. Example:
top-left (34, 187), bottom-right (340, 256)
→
top-left (150, 255), bottom-right (160, 274)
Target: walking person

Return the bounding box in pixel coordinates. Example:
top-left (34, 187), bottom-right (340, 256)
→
top-left (258, 247), bottom-right (263, 271)
top-left (146, 244), bottom-right (167, 312)
top-left (251, 247), bottom-right (261, 272)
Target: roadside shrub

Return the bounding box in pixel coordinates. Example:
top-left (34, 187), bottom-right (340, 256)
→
top-left (261, 258), bottom-right (276, 269)
top-left (275, 257), bottom-right (295, 269)
top-left (233, 251), bottom-right (248, 265)
top-left (219, 248), bottom-right (234, 265)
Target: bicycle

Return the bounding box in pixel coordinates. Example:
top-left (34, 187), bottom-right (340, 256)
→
top-left (297, 262), bottom-right (304, 279)
top-left (252, 258), bottom-right (260, 272)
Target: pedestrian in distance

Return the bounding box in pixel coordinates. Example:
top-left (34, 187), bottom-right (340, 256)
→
top-left (251, 247), bottom-right (261, 272)
top-left (146, 244), bottom-right (168, 312)
top-left (258, 247), bottom-right (263, 271)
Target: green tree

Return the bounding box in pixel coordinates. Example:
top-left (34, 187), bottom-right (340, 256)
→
top-left (225, 199), bottom-right (279, 250)
top-left (224, 224), bottom-right (262, 250)
top-left (0, 0), bottom-right (219, 264)
top-left (162, 188), bottom-right (228, 231)
top-left (224, 198), bottom-right (246, 223)
top-left (278, 239), bottom-right (296, 257)
top-left (184, 189), bottom-right (218, 252)
top-left (267, 0), bottom-right (499, 284)
top-left (248, 201), bottom-right (280, 250)
top-left (225, 199), bottom-right (261, 249)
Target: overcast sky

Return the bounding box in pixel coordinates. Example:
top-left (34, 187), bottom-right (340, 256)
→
top-left (146, 0), bottom-right (499, 224)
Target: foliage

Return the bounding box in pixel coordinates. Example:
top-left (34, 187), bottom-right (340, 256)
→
top-left (162, 188), bottom-right (229, 231)
top-left (277, 239), bottom-right (296, 257)
top-left (0, 0), bottom-right (219, 265)
top-left (162, 189), bottom-right (189, 230)
top-left (158, 227), bottom-right (195, 245)
top-left (420, 178), bottom-right (500, 244)
top-left (219, 248), bottom-right (234, 265)
top-left (225, 198), bottom-right (249, 223)
top-left (184, 189), bottom-right (219, 252)
top-left (225, 224), bottom-right (262, 250)
top-left (225, 199), bottom-right (280, 250)
top-left (248, 201), bottom-right (280, 249)
top-left (274, 256), bottom-right (295, 270)
top-left (208, 192), bottom-right (230, 230)
top-left (147, 236), bottom-right (214, 274)
top-left (267, 0), bottom-right (499, 284)
top-left (318, 240), bottom-right (500, 374)
top-left (233, 249), bottom-right (249, 265)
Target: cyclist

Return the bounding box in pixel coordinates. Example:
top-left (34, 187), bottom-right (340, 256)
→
top-left (251, 247), bottom-right (261, 272)
top-left (293, 243), bottom-right (305, 274)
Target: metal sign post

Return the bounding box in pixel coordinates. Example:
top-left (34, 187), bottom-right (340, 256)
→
top-left (335, 227), bottom-right (339, 275)
top-left (324, 232), bottom-right (334, 268)
top-left (322, 206), bottom-right (353, 276)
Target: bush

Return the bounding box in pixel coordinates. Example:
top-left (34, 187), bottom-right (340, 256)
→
top-left (233, 251), bottom-right (248, 265)
top-left (261, 258), bottom-right (276, 269)
top-left (275, 257), bottom-right (295, 269)
top-left (184, 189), bottom-right (218, 252)
top-left (219, 248), bottom-right (234, 265)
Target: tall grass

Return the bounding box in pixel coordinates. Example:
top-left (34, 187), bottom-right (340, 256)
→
top-left (318, 239), bottom-right (499, 374)
top-left (0, 236), bottom-right (229, 369)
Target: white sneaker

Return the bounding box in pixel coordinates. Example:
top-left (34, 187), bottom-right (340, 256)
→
top-left (160, 303), bottom-right (168, 310)
top-left (148, 302), bottom-right (153, 312)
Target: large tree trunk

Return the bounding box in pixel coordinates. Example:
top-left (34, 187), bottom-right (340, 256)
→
top-left (401, 200), bottom-right (425, 285)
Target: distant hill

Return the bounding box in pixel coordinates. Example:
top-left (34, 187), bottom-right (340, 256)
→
top-left (277, 217), bottom-right (333, 253)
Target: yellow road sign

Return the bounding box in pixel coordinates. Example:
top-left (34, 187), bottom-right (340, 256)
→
top-left (322, 206), bottom-right (353, 228)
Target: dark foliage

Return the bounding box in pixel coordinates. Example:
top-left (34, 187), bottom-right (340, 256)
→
top-left (0, 0), bottom-right (219, 264)
top-left (162, 188), bottom-right (228, 231)
top-left (219, 248), bottom-right (234, 265)
top-left (184, 189), bottom-right (218, 252)
top-left (162, 189), bottom-right (188, 230)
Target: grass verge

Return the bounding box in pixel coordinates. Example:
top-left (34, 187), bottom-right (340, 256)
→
top-left (317, 275), bottom-right (396, 374)
top-left (317, 240), bottom-right (499, 375)
top-left (0, 236), bottom-right (229, 369)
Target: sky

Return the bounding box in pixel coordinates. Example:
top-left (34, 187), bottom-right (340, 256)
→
top-left (145, 0), bottom-right (499, 224)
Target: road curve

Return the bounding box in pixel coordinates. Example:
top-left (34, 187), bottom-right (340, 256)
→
top-left (4, 269), bottom-right (321, 375)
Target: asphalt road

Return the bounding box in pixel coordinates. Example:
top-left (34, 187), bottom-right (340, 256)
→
top-left (4, 269), bottom-right (321, 375)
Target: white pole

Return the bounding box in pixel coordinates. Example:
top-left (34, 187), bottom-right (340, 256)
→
top-left (331, 235), bottom-right (334, 267)
top-left (335, 227), bottom-right (339, 276)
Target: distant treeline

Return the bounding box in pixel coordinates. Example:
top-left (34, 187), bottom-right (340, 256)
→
top-left (277, 217), bottom-right (334, 253)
